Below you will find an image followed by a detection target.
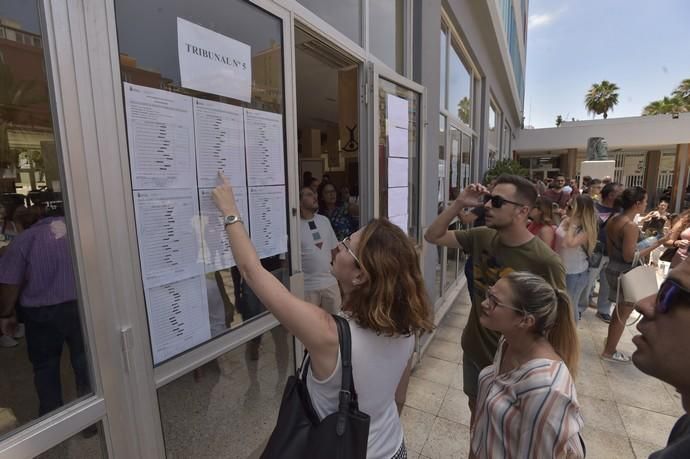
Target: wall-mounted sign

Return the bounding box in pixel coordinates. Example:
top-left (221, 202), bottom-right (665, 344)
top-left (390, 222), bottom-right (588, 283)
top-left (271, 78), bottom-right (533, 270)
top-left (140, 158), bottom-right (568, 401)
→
top-left (177, 17), bottom-right (252, 102)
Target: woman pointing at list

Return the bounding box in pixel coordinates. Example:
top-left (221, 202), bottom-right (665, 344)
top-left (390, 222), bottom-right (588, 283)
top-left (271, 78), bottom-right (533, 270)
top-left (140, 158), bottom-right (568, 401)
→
top-left (212, 171), bottom-right (433, 459)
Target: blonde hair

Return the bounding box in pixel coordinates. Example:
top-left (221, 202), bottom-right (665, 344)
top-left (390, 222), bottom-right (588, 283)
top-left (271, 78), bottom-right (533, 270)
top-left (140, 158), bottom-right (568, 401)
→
top-left (570, 194), bottom-right (598, 255)
top-left (345, 219), bottom-right (434, 336)
top-left (503, 272), bottom-right (579, 378)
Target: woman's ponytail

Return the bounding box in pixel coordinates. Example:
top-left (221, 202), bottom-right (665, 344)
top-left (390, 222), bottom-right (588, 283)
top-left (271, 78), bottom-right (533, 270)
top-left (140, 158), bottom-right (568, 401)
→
top-left (547, 290), bottom-right (580, 378)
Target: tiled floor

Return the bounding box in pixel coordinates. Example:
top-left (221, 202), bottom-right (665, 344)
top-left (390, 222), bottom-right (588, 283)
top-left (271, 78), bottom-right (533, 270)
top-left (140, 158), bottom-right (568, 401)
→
top-left (402, 287), bottom-right (683, 459)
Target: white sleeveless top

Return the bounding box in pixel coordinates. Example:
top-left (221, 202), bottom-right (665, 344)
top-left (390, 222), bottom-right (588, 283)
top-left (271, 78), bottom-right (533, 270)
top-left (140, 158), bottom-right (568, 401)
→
top-left (307, 317), bottom-right (415, 459)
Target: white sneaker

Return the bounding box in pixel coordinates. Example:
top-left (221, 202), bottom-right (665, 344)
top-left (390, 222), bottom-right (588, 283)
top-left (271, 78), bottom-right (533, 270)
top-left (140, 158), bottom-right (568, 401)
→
top-left (13, 323), bottom-right (24, 339)
top-left (0, 334), bottom-right (18, 348)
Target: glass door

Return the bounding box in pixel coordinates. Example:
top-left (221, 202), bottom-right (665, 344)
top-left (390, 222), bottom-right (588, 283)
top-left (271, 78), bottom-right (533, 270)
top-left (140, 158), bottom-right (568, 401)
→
top-left (371, 64), bottom-right (425, 242)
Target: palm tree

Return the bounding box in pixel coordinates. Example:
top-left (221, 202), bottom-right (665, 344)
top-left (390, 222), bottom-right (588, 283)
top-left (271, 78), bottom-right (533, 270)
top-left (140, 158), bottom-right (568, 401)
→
top-left (457, 97), bottom-right (471, 125)
top-left (555, 115), bottom-right (563, 127)
top-left (642, 96), bottom-right (687, 116)
top-left (584, 80), bottom-right (620, 119)
top-left (672, 78), bottom-right (690, 107)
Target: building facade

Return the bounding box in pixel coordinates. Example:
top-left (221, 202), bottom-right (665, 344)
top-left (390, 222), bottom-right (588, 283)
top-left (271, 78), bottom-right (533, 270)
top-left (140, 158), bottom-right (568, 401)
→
top-left (515, 114), bottom-right (690, 212)
top-left (0, 1), bottom-right (527, 457)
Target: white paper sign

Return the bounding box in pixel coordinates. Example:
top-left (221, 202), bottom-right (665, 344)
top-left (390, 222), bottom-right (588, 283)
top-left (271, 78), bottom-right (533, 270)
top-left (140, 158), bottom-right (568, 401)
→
top-left (387, 94), bottom-right (409, 129)
top-left (388, 126), bottom-right (408, 158)
top-left (177, 18), bottom-right (252, 102)
top-left (244, 108), bottom-right (285, 186)
top-left (199, 187), bottom-right (249, 272)
top-left (388, 187), bottom-right (408, 218)
top-left (133, 189), bottom-right (204, 288)
top-left (249, 186), bottom-right (288, 259)
top-left (193, 98), bottom-right (247, 189)
top-left (124, 83), bottom-right (196, 190)
top-left (145, 274), bottom-right (211, 364)
top-left (388, 157), bottom-right (409, 188)
top-left (390, 214), bottom-right (408, 233)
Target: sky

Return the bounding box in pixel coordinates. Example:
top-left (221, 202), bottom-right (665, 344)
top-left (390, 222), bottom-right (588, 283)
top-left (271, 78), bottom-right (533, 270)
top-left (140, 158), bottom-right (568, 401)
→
top-left (524, 0), bottom-right (690, 128)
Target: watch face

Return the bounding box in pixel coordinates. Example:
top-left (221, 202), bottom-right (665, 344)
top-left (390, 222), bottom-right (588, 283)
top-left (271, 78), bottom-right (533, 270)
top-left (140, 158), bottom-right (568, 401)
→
top-left (224, 215), bottom-right (240, 225)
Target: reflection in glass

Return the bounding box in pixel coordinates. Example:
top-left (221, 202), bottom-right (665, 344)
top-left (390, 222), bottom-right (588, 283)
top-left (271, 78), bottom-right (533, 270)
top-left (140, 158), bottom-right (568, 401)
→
top-left (448, 42), bottom-right (472, 125)
top-left (114, 0), bottom-right (290, 361)
top-left (158, 326), bottom-right (292, 458)
top-left (460, 133), bottom-right (472, 191)
top-left (378, 79), bottom-right (420, 239)
top-left (435, 116), bottom-right (446, 301)
top-left (0, 1), bottom-right (92, 439)
top-left (439, 28), bottom-right (447, 109)
top-left (489, 103), bottom-right (498, 147)
top-left (369, 0), bottom-right (404, 74)
top-left (448, 127), bottom-right (462, 202)
top-left (297, 0), bottom-right (362, 44)
top-left (36, 422), bottom-right (105, 459)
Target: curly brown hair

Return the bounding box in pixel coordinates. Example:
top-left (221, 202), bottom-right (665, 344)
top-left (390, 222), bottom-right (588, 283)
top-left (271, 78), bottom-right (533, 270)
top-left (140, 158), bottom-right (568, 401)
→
top-left (345, 219), bottom-right (434, 336)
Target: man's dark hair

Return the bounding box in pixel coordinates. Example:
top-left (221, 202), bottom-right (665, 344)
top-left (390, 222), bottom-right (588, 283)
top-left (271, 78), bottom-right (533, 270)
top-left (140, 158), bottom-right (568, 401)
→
top-left (601, 182), bottom-right (622, 201)
top-left (494, 174), bottom-right (538, 207)
top-left (299, 186), bottom-right (312, 199)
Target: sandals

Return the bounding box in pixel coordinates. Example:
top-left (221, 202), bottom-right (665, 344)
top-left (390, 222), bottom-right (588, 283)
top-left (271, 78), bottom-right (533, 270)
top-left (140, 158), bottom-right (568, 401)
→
top-left (601, 351), bottom-right (631, 363)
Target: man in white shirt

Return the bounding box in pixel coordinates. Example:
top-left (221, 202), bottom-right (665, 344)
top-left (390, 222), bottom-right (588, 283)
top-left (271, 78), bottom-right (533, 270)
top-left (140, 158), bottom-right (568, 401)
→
top-left (299, 186), bottom-right (341, 314)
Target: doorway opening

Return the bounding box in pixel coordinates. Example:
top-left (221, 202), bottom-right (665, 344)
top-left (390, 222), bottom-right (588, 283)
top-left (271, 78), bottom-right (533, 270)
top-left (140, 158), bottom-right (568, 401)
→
top-left (294, 27), bottom-right (361, 240)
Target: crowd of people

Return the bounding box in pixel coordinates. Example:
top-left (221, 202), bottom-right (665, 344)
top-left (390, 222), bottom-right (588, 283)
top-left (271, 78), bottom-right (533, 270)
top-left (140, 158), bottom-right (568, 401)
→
top-left (210, 169), bottom-right (690, 458)
top-left (0, 166), bottom-right (685, 457)
top-left (208, 167), bottom-right (690, 458)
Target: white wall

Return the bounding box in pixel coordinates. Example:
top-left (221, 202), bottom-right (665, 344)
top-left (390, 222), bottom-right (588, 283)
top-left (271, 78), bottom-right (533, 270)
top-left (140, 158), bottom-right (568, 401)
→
top-left (515, 112), bottom-right (690, 152)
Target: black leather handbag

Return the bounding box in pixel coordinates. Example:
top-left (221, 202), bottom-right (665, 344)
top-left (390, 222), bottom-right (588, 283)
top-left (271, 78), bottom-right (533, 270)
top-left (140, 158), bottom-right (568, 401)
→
top-left (260, 315), bottom-right (370, 459)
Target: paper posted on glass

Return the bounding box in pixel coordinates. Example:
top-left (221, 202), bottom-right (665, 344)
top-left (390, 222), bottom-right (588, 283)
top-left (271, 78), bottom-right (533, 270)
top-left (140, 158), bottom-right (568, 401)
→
top-left (388, 126), bottom-right (408, 158)
top-left (199, 187), bottom-right (249, 273)
top-left (388, 187), bottom-right (408, 218)
top-left (390, 214), bottom-right (408, 233)
top-left (144, 274), bottom-right (211, 364)
top-left (388, 157), bottom-right (409, 188)
top-left (133, 189), bottom-right (204, 288)
top-left (244, 108), bottom-right (285, 186)
top-left (386, 94), bottom-right (409, 129)
top-left (249, 186), bottom-right (288, 259)
top-left (193, 98), bottom-right (247, 189)
top-left (124, 83), bottom-right (196, 190)
top-left (177, 18), bottom-right (252, 102)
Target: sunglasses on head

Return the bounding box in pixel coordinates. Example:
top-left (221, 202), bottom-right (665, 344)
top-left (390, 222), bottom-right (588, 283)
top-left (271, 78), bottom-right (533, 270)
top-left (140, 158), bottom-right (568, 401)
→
top-left (656, 279), bottom-right (690, 314)
top-left (482, 194), bottom-right (526, 209)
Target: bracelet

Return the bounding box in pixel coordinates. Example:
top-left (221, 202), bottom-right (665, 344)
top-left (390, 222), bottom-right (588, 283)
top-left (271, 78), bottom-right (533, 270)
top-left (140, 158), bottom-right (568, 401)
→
top-left (0, 312), bottom-right (15, 319)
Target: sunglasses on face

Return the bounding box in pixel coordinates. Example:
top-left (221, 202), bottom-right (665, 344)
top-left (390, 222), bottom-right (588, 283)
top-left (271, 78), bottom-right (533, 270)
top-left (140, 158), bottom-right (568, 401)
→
top-left (483, 194), bottom-right (526, 209)
top-left (655, 279), bottom-right (690, 314)
top-left (339, 236), bottom-right (362, 268)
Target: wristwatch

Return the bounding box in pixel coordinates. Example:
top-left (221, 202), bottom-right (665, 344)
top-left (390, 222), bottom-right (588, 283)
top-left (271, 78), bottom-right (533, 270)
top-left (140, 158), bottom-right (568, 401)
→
top-left (223, 215), bottom-right (243, 228)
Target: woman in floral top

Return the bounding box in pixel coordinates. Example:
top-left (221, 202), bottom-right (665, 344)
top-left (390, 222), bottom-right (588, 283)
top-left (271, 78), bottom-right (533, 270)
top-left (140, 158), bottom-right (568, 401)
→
top-left (318, 182), bottom-right (354, 241)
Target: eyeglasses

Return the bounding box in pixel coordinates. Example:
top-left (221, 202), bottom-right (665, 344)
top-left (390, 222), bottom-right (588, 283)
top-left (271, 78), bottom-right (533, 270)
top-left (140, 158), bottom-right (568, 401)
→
top-left (655, 279), bottom-right (690, 314)
top-left (486, 288), bottom-right (526, 315)
top-left (482, 194), bottom-right (526, 209)
top-left (340, 236), bottom-right (362, 268)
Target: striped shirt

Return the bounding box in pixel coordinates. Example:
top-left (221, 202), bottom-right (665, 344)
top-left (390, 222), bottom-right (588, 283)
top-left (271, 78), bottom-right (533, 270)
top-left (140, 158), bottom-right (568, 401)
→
top-left (0, 217), bottom-right (77, 307)
top-left (471, 338), bottom-right (584, 459)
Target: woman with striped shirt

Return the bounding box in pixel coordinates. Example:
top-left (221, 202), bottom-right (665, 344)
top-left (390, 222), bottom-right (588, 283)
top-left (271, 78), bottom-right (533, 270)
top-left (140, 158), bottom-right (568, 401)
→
top-left (470, 272), bottom-right (584, 459)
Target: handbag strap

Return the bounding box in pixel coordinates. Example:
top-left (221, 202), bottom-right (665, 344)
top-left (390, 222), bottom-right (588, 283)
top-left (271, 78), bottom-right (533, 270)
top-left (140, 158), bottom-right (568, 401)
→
top-left (333, 315), bottom-right (358, 436)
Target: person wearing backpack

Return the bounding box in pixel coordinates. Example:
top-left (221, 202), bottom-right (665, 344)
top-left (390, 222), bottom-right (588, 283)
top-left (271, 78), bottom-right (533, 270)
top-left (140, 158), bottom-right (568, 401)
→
top-left (584, 182), bottom-right (622, 323)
